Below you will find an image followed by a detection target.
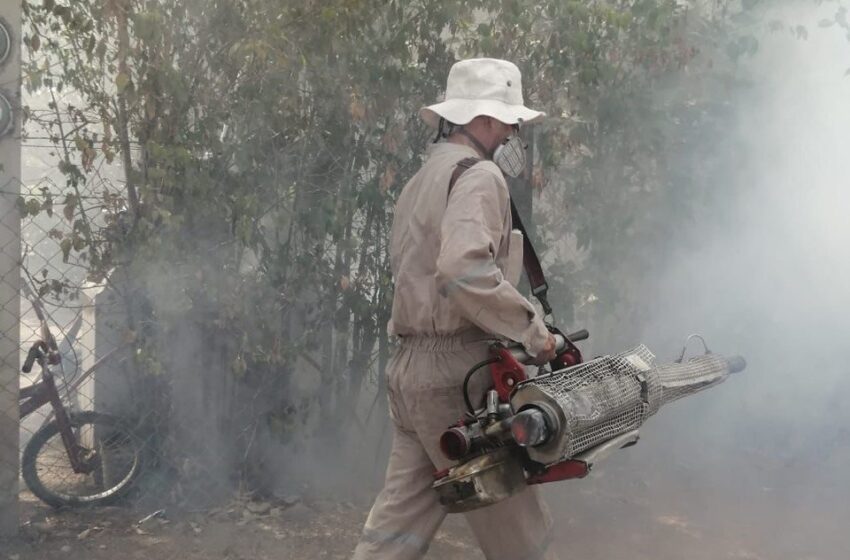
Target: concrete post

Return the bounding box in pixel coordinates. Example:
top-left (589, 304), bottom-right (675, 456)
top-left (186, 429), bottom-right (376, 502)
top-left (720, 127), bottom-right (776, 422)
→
top-left (77, 284), bottom-right (100, 413)
top-left (0, 5), bottom-right (22, 537)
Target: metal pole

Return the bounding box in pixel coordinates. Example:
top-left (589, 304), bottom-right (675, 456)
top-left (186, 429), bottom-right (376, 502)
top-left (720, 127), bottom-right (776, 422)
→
top-left (0, 4), bottom-right (22, 537)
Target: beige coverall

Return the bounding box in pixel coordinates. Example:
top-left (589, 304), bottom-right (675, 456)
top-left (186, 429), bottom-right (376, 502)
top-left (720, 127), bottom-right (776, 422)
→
top-left (352, 142), bottom-right (558, 560)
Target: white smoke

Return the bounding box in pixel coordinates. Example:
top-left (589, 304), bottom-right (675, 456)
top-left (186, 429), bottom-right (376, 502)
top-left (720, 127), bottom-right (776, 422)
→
top-left (547, 3), bottom-right (850, 559)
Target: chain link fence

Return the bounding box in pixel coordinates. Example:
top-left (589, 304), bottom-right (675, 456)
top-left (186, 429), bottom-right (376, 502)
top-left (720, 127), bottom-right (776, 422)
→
top-left (1, 150), bottom-right (389, 559)
top-left (8, 167), bottom-right (245, 489)
top-left (0, 168), bottom-right (392, 558)
top-left (0, 83), bottom-right (209, 511)
top-left (5, 149), bottom-right (134, 500)
top-left (0, 3), bottom-right (390, 554)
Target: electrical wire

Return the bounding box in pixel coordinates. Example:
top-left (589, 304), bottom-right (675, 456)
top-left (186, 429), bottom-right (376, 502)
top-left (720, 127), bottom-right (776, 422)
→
top-left (462, 357), bottom-right (500, 415)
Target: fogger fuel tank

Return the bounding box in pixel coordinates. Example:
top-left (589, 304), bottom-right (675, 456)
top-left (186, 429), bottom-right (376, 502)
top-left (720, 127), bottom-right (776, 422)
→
top-left (433, 339), bottom-right (746, 512)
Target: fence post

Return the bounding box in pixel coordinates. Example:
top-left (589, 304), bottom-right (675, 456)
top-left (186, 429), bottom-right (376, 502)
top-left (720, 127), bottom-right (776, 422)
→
top-left (78, 284), bottom-right (99, 416)
top-left (0, 4), bottom-right (21, 538)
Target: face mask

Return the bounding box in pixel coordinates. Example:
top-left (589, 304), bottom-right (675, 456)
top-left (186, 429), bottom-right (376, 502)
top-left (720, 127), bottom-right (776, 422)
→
top-left (493, 134), bottom-right (526, 178)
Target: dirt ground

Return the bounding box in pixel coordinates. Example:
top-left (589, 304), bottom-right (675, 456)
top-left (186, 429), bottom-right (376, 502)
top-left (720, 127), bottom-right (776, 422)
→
top-left (2, 476), bottom-right (844, 560)
top-left (2, 439), bottom-right (847, 560)
top-left (1, 490), bottom-right (482, 560)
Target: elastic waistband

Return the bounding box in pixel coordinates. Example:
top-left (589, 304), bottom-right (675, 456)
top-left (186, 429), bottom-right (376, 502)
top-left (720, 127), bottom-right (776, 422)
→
top-left (398, 328), bottom-right (493, 352)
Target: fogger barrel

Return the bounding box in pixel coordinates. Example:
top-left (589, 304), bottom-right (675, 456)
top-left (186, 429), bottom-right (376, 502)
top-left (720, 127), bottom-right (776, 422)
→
top-left (510, 345), bottom-right (746, 466)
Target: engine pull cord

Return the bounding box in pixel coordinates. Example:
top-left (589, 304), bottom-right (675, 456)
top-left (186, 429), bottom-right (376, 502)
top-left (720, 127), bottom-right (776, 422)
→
top-left (462, 357), bottom-right (501, 415)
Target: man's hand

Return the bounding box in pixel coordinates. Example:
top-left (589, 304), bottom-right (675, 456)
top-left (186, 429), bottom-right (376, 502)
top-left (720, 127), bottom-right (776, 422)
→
top-left (528, 332), bottom-right (557, 366)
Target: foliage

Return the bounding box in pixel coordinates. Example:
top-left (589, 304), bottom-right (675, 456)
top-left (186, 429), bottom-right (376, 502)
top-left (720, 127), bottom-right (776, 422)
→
top-left (18, 0), bottom-right (760, 488)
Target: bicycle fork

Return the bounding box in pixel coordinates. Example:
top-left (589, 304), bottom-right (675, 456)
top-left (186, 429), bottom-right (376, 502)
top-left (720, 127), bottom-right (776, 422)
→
top-left (42, 368), bottom-right (97, 475)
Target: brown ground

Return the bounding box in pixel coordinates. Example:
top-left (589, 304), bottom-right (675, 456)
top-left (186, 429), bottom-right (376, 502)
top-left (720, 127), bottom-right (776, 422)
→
top-left (2, 442), bottom-right (848, 560)
top-left (1, 490), bottom-right (481, 560)
top-left (2, 477), bottom-right (844, 560)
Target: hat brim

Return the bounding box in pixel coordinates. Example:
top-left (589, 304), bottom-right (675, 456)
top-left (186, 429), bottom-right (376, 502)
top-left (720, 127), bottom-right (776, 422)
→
top-left (420, 98), bottom-right (545, 128)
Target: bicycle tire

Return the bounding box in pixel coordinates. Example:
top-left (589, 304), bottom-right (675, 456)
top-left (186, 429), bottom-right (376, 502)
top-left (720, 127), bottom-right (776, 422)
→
top-left (21, 411), bottom-right (144, 508)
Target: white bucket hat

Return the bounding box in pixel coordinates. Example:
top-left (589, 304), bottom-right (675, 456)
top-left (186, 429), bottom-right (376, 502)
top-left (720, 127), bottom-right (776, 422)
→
top-left (420, 58), bottom-right (545, 128)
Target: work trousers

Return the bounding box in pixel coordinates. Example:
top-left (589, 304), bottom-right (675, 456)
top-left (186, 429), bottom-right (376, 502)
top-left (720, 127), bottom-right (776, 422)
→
top-left (352, 330), bottom-right (559, 560)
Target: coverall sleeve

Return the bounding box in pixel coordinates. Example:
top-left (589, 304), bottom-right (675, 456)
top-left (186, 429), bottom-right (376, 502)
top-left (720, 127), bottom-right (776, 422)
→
top-left (435, 166), bottom-right (551, 356)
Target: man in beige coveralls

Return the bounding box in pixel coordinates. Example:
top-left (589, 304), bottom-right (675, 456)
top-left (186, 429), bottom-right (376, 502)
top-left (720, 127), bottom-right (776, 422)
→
top-left (352, 59), bottom-right (559, 560)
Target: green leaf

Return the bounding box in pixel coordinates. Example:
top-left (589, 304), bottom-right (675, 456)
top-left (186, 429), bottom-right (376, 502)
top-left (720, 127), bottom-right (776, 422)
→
top-left (42, 193), bottom-right (53, 217)
top-left (53, 5), bottom-right (70, 21)
top-left (60, 238), bottom-right (72, 263)
top-left (115, 73), bottom-right (131, 94)
top-left (232, 354), bottom-right (247, 378)
top-left (24, 198), bottom-right (41, 217)
top-left (95, 40), bottom-right (107, 61)
top-left (63, 194), bottom-right (77, 221)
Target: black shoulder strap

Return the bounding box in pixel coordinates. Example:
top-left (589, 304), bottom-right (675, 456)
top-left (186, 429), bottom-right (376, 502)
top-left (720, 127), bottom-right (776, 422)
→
top-left (508, 197), bottom-right (552, 316)
top-left (447, 157), bottom-right (480, 199)
top-left (447, 158), bottom-right (553, 316)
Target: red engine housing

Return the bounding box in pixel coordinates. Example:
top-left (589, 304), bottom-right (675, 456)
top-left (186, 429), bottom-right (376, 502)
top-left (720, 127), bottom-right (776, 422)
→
top-left (488, 346), bottom-right (528, 402)
top-left (488, 329), bottom-right (584, 402)
top-left (527, 459), bottom-right (589, 484)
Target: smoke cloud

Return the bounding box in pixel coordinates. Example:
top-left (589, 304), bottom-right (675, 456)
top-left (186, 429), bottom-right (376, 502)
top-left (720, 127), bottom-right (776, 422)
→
top-left (545, 3), bottom-right (850, 559)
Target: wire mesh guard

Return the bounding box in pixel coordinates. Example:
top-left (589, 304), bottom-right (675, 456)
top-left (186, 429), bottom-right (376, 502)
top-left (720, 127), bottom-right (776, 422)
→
top-left (511, 345), bottom-right (733, 466)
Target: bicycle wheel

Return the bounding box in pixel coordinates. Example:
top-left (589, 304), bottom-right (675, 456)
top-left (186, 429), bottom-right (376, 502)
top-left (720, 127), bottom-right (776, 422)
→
top-left (21, 411), bottom-right (144, 508)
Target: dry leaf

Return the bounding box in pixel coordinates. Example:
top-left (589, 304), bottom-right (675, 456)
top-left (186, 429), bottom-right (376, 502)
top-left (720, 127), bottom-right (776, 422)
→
top-left (349, 92), bottom-right (366, 122)
top-left (531, 165), bottom-right (545, 191)
top-left (379, 165), bottom-right (397, 194)
top-left (381, 126), bottom-right (401, 154)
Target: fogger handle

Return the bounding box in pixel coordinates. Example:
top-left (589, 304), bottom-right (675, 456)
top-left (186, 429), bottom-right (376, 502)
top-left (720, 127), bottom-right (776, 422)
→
top-left (566, 329), bottom-right (590, 342)
top-left (509, 329), bottom-right (589, 365)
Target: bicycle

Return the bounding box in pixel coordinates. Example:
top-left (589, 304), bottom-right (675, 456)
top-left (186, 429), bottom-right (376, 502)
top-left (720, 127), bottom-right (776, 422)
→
top-left (18, 285), bottom-right (144, 508)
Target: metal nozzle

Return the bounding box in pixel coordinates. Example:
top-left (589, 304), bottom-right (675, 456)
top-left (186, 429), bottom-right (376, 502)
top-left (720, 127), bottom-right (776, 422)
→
top-left (510, 407), bottom-right (551, 447)
top-left (440, 427), bottom-right (472, 461)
